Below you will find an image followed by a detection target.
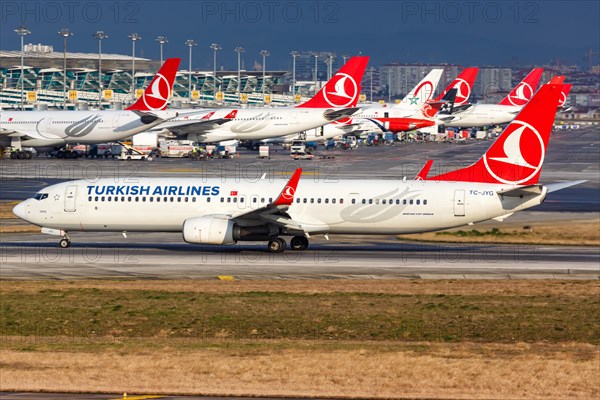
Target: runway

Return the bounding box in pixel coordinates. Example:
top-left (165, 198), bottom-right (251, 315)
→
top-left (1, 231), bottom-right (598, 280)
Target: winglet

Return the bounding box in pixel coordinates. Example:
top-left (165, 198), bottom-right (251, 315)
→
top-left (127, 58), bottom-right (181, 111)
top-left (415, 160), bottom-right (433, 180)
top-left (273, 169), bottom-right (302, 206)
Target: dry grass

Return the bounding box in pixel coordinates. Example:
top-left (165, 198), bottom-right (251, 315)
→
top-left (1, 341), bottom-right (598, 399)
top-left (399, 219), bottom-right (600, 246)
top-left (0, 201), bottom-right (19, 219)
top-left (1, 279), bottom-right (598, 297)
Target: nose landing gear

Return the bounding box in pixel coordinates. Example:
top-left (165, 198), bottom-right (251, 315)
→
top-left (59, 234), bottom-right (71, 248)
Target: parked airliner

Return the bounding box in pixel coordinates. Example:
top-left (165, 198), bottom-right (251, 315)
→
top-left (13, 80), bottom-right (582, 252)
top-left (153, 56), bottom-right (369, 143)
top-left (0, 59), bottom-right (181, 151)
top-left (437, 68), bottom-right (544, 128)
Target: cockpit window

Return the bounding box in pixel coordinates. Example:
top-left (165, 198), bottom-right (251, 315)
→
top-left (33, 193), bottom-right (49, 200)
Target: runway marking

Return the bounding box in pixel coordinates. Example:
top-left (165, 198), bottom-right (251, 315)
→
top-left (109, 396), bottom-right (164, 400)
top-left (217, 275), bottom-right (236, 281)
top-left (158, 168), bottom-right (204, 172)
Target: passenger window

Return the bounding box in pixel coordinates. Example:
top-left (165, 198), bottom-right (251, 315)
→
top-left (369, 199), bottom-right (373, 204)
top-left (424, 199), bottom-right (428, 205)
top-left (303, 198), bottom-right (307, 203)
top-left (192, 197), bottom-right (196, 202)
top-left (324, 198), bottom-right (328, 204)
top-left (101, 196), bottom-right (105, 202)
top-left (185, 197), bottom-right (188, 202)
top-left (227, 198), bottom-right (231, 203)
top-left (88, 196), bottom-right (92, 201)
top-left (310, 198), bottom-right (314, 204)
top-left (135, 197), bottom-right (139, 202)
top-left (382, 200), bottom-right (386, 205)
top-left (207, 198), bottom-right (211, 203)
top-left (233, 198), bottom-right (237, 203)
top-left (240, 197), bottom-right (244, 203)
top-left (416, 199), bottom-right (420, 205)
top-left (177, 197), bottom-right (181, 202)
top-left (149, 197), bottom-right (153, 202)
top-left (156, 197), bottom-right (160, 202)
top-left (261, 198), bottom-right (265, 203)
top-left (269, 198), bottom-right (273, 203)
top-left (403, 199), bottom-right (407, 205)
top-left (252, 197), bottom-right (257, 203)
top-left (409, 199), bottom-right (413, 205)
top-left (220, 197), bottom-right (224, 203)
top-left (396, 199), bottom-right (400, 205)
top-left (142, 197), bottom-right (146, 202)
top-left (296, 198), bottom-right (300, 203)
top-left (170, 197), bottom-right (174, 202)
top-left (361, 199), bottom-right (366, 204)
top-left (332, 198), bottom-right (336, 204)
top-left (108, 197), bottom-right (112, 202)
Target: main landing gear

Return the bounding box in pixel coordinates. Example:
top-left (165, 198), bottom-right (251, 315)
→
top-left (267, 236), bottom-right (309, 253)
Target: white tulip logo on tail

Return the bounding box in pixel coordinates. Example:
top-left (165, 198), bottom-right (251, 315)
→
top-left (281, 186), bottom-right (295, 200)
top-left (483, 120), bottom-right (545, 184)
top-left (452, 78), bottom-right (471, 105)
top-left (508, 82), bottom-right (534, 106)
top-left (322, 73), bottom-right (358, 107)
top-left (142, 73), bottom-right (171, 111)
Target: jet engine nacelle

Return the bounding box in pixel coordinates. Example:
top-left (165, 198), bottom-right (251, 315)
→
top-left (386, 119), bottom-right (435, 133)
top-left (182, 216), bottom-right (237, 245)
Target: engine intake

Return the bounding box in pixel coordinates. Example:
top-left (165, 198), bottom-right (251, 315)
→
top-left (182, 216), bottom-right (273, 245)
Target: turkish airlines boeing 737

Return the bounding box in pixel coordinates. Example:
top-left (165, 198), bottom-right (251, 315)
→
top-left (152, 56), bottom-right (369, 143)
top-left (13, 80), bottom-right (582, 252)
top-left (0, 58), bottom-right (181, 152)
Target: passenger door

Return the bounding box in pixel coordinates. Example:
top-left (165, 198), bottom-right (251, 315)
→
top-left (64, 186), bottom-right (77, 212)
top-left (453, 189), bottom-right (465, 217)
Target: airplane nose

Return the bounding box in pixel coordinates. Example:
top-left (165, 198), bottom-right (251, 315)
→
top-left (12, 201), bottom-right (28, 221)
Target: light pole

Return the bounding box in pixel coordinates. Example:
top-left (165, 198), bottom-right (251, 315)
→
top-left (341, 54), bottom-right (349, 64)
top-left (370, 67), bottom-right (375, 102)
top-left (234, 47), bottom-right (245, 104)
top-left (15, 26), bottom-right (30, 110)
top-left (290, 51), bottom-right (298, 101)
top-left (326, 52), bottom-right (335, 80)
top-left (128, 33), bottom-right (141, 103)
top-left (312, 52), bottom-right (319, 96)
top-left (260, 50), bottom-right (269, 104)
top-left (57, 28), bottom-right (73, 110)
top-left (185, 39), bottom-right (197, 101)
top-left (210, 43), bottom-right (221, 102)
top-left (93, 31), bottom-right (108, 108)
top-left (155, 36), bottom-right (167, 64)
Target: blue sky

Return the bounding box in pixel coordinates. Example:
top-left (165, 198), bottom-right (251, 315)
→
top-left (1, 0), bottom-right (598, 69)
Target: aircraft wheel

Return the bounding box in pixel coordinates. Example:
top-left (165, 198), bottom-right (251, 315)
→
top-left (267, 238), bottom-right (286, 253)
top-left (290, 236), bottom-right (309, 251)
top-left (59, 238), bottom-right (71, 248)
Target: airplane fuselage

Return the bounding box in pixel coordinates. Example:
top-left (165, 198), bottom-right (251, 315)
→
top-left (14, 177), bottom-right (546, 237)
top-left (0, 110), bottom-right (172, 148)
top-left (442, 104), bottom-right (521, 128)
top-left (160, 107), bottom-right (354, 143)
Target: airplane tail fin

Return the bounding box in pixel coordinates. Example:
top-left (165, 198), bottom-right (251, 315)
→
top-left (127, 58), bottom-right (181, 111)
top-left (297, 56), bottom-right (369, 108)
top-left (429, 79), bottom-right (564, 185)
top-left (558, 83), bottom-right (572, 108)
top-left (434, 67), bottom-right (478, 106)
top-left (394, 69), bottom-right (444, 109)
top-left (498, 67), bottom-right (544, 106)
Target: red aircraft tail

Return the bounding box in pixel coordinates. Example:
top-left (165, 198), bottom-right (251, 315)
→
top-left (498, 68), bottom-right (544, 106)
top-left (429, 79), bottom-right (564, 185)
top-left (127, 58), bottom-right (181, 111)
top-left (434, 67), bottom-right (478, 106)
top-left (297, 56), bottom-right (369, 108)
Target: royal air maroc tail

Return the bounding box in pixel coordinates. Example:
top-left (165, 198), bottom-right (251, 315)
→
top-left (14, 80), bottom-right (584, 253)
top-left (127, 58), bottom-right (181, 111)
top-left (498, 67), bottom-right (543, 107)
top-left (392, 69), bottom-right (444, 110)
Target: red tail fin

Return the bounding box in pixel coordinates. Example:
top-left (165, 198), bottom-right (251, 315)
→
top-left (430, 80), bottom-right (564, 185)
top-left (499, 68), bottom-right (544, 106)
top-left (127, 58), bottom-right (181, 111)
top-left (434, 67), bottom-right (478, 106)
top-left (297, 56), bottom-right (369, 108)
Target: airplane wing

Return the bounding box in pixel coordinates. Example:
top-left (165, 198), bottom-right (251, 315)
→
top-left (497, 180), bottom-right (586, 197)
top-left (225, 169), bottom-right (314, 233)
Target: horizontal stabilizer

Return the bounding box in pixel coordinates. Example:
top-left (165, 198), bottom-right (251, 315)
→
top-left (545, 180), bottom-right (587, 193)
top-left (497, 185), bottom-right (544, 197)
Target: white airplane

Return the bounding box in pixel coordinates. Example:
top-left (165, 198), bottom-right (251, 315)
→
top-left (0, 59), bottom-right (181, 153)
top-left (153, 56), bottom-right (369, 143)
top-left (13, 79), bottom-right (583, 253)
top-left (438, 68), bottom-right (544, 128)
top-left (353, 68), bottom-right (478, 133)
